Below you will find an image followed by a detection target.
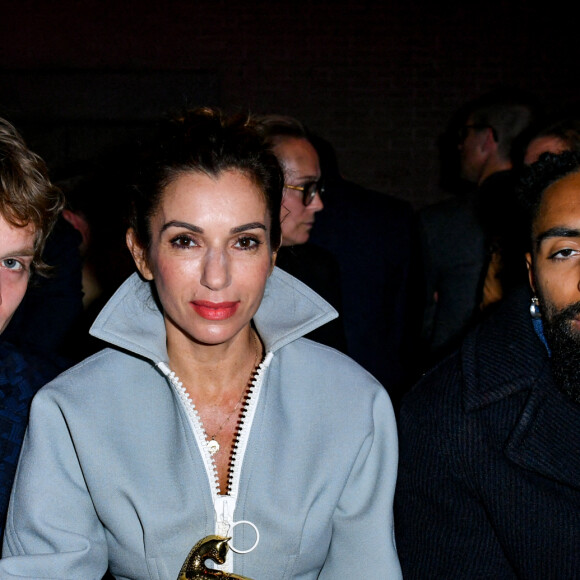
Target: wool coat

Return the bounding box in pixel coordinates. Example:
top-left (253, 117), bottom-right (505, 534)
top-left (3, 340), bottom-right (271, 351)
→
top-left (395, 286), bottom-right (580, 578)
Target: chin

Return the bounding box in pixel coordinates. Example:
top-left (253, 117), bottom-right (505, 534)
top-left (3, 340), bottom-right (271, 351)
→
top-left (192, 320), bottom-right (251, 347)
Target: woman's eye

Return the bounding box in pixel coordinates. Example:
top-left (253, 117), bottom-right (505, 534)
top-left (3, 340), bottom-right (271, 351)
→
top-left (170, 235), bottom-right (197, 248)
top-left (235, 236), bottom-right (260, 250)
top-left (1, 258), bottom-right (24, 271)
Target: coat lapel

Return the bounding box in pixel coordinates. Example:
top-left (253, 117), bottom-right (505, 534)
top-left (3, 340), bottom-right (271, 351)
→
top-left (504, 376), bottom-right (580, 490)
top-left (461, 287), bottom-right (580, 490)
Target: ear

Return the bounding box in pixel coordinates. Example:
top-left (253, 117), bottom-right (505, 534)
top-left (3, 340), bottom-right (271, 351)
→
top-left (525, 251), bottom-right (536, 293)
top-left (481, 128), bottom-right (498, 154)
top-left (126, 228), bottom-right (154, 281)
top-left (269, 249), bottom-right (278, 276)
top-left (62, 209), bottom-right (91, 248)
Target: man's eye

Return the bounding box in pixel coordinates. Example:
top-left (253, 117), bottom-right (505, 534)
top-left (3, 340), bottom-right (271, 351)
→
top-left (1, 258), bottom-right (24, 270)
top-left (550, 248), bottom-right (578, 259)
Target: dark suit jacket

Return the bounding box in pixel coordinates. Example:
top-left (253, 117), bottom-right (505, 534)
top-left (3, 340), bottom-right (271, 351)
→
top-left (275, 243), bottom-right (348, 354)
top-left (310, 178), bottom-right (418, 403)
top-left (395, 287), bottom-right (580, 578)
top-left (418, 190), bottom-right (486, 359)
top-left (418, 170), bottom-right (526, 365)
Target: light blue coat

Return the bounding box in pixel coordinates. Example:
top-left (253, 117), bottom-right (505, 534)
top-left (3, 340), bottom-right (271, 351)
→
top-left (1, 268), bottom-right (402, 579)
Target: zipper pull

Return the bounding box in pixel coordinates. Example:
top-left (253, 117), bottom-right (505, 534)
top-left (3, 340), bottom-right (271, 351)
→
top-left (214, 496), bottom-right (233, 537)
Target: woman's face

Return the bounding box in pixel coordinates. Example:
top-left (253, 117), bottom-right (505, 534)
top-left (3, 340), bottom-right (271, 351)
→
top-left (128, 169), bottom-right (276, 348)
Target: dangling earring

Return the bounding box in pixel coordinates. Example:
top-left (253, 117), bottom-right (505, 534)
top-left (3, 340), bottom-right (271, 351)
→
top-left (530, 296), bottom-right (541, 319)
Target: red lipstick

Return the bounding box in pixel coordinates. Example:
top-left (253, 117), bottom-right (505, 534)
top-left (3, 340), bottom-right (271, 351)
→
top-left (191, 300), bottom-right (239, 320)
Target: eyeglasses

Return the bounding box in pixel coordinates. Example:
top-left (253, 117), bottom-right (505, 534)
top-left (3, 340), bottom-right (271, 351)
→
top-left (458, 124), bottom-right (498, 143)
top-left (284, 180), bottom-right (324, 206)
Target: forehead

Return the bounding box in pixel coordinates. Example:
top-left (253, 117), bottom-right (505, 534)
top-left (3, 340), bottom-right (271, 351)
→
top-left (534, 171), bottom-right (580, 235)
top-left (158, 169), bottom-right (267, 216)
top-left (0, 212), bottom-right (36, 250)
top-left (273, 137), bottom-right (320, 177)
top-left (525, 135), bottom-right (568, 165)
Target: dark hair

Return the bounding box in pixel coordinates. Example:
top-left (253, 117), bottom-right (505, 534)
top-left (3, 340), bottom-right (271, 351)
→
top-left (254, 114), bottom-right (310, 147)
top-left (523, 117), bottom-right (580, 159)
top-left (129, 107), bottom-right (284, 252)
top-left (464, 89), bottom-right (539, 160)
top-left (0, 117), bottom-right (64, 273)
top-left (517, 150), bottom-right (580, 249)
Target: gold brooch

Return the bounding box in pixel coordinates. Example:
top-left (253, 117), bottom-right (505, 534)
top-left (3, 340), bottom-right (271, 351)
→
top-left (177, 535), bottom-right (253, 579)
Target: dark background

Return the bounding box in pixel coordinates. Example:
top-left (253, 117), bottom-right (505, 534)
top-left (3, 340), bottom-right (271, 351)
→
top-left (1, 0), bottom-right (578, 209)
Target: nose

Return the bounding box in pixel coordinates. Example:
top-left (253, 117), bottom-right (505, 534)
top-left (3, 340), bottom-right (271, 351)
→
top-left (309, 192), bottom-right (324, 212)
top-left (201, 248), bottom-right (231, 291)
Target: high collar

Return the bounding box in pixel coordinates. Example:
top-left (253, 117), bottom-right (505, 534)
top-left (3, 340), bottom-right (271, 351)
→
top-left (461, 286), bottom-right (580, 490)
top-left (461, 286), bottom-right (548, 411)
top-left (89, 267), bottom-right (338, 366)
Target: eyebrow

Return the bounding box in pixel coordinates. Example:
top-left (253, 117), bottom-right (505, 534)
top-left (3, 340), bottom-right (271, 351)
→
top-left (286, 173), bottom-right (319, 182)
top-left (160, 220), bottom-right (266, 235)
top-left (0, 247), bottom-right (35, 260)
top-left (535, 226), bottom-right (580, 251)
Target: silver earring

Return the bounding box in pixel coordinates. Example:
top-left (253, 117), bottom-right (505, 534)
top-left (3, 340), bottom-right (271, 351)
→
top-left (530, 296), bottom-right (541, 319)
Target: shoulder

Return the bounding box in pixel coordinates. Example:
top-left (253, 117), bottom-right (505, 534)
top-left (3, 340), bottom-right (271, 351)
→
top-left (0, 341), bottom-right (65, 400)
top-left (419, 193), bottom-right (479, 231)
top-left (32, 347), bottom-right (158, 410)
top-left (274, 337), bottom-right (392, 417)
top-left (400, 352), bottom-right (464, 434)
top-left (280, 336), bottom-right (383, 381)
top-left (401, 288), bottom-right (544, 434)
top-left (276, 243), bottom-right (340, 276)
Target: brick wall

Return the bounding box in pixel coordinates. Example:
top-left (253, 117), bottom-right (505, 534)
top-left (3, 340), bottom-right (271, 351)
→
top-left (1, 0), bottom-right (578, 208)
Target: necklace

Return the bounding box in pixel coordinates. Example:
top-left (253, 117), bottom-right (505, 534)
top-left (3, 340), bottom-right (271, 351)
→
top-left (206, 331), bottom-right (260, 456)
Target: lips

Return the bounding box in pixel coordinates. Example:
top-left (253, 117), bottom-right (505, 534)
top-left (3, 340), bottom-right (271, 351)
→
top-left (191, 301), bottom-right (240, 320)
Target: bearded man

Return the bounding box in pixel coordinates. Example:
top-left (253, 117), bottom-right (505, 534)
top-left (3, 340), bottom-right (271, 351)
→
top-left (394, 151), bottom-right (580, 578)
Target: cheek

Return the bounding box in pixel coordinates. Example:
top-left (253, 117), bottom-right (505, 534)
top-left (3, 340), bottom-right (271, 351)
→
top-left (234, 260), bottom-right (272, 299)
top-left (281, 196), bottom-right (304, 222)
top-left (0, 273), bottom-right (29, 309)
top-left (149, 256), bottom-right (195, 301)
top-left (539, 268), bottom-right (580, 309)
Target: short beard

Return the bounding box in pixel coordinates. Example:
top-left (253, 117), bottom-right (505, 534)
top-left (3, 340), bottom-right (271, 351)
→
top-left (541, 300), bottom-right (580, 404)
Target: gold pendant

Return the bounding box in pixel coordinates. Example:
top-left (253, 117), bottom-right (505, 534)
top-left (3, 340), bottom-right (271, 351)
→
top-left (177, 535), bottom-right (253, 579)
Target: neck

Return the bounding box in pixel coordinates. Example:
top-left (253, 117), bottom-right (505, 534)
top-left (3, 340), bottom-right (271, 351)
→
top-left (167, 325), bottom-right (260, 398)
top-left (478, 157), bottom-right (512, 185)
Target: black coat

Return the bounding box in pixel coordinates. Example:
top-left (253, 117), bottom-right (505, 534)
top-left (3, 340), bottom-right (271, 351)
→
top-left (275, 243), bottom-right (348, 354)
top-left (395, 287), bottom-right (580, 578)
top-left (310, 178), bottom-right (418, 402)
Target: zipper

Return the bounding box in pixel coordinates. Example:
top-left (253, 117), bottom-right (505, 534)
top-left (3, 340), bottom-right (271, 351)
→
top-left (158, 351), bottom-right (272, 572)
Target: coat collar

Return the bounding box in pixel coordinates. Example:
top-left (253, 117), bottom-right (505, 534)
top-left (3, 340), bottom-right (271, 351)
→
top-left (461, 286), bottom-right (549, 411)
top-left (461, 286), bottom-right (580, 490)
top-left (89, 267), bottom-right (338, 365)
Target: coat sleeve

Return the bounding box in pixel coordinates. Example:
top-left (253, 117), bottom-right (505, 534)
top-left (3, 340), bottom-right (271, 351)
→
top-left (319, 387), bottom-right (402, 579)
top-left (394, 360), bottom-right (515, 578)
top-left (0, 386), bottom-right (109, 579)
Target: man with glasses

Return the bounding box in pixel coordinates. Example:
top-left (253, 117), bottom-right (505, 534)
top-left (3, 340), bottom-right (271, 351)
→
top-left (256, 115), bottom-right (347, 352)
top-left (257, 115), bottom-right (325, 246)
top-left (419, 89), bottom-right (539, 366)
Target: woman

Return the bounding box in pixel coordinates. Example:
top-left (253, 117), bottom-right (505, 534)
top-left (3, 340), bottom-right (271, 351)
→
top-left (0, 109), bottom-right (401, 579)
